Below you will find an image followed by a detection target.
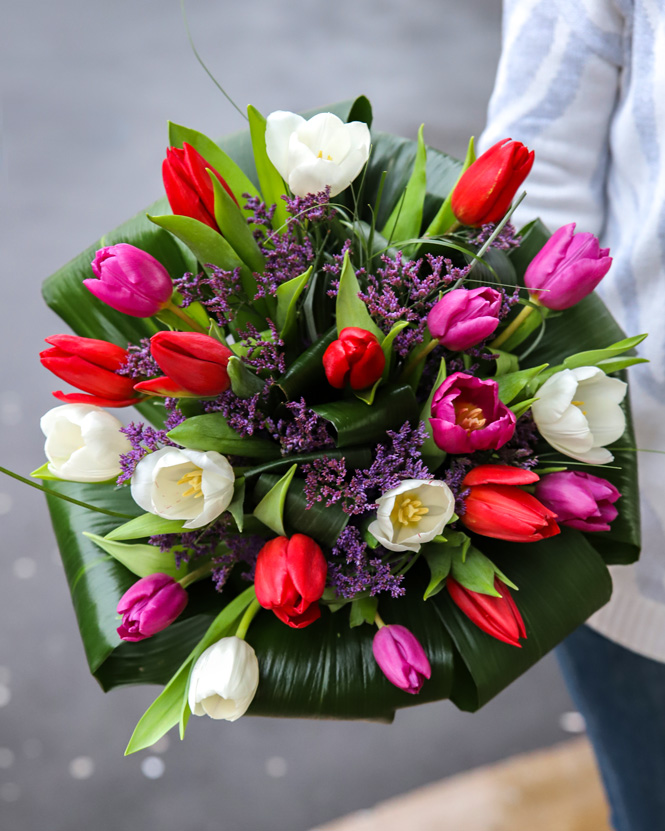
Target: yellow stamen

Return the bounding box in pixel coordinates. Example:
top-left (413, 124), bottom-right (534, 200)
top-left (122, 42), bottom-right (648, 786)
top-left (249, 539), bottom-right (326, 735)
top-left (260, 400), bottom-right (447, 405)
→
top-left (177, 469), bottom-right (204, 499)
top-left (454, 400), bottom-right (487, 433)
top-left (571, 399), bottom-right (587, 415)
top-left (316, 150), bottom-right (333, 160)
top-left (391, 494), bottom-right (429, 527)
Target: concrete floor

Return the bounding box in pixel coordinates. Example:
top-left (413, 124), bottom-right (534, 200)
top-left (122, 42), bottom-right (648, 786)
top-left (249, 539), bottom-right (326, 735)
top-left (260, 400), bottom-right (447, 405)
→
top-left (0, 2), bottom-right (582, 830)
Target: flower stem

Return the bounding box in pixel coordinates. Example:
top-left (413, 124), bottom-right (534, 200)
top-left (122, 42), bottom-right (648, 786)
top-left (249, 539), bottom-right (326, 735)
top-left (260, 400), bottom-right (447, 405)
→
top-left (178, 563), bottom-right (213, 589)
top-left (235, 598), bottom-right (261, 640)
top-left (489, 301), bottom-right (538, 350)
top-left (374, 611), bottom-right (386, 629)
top-left (400, 338), bottom-right (439, 382)
top-left (165, 301), bottom-right (208, 333)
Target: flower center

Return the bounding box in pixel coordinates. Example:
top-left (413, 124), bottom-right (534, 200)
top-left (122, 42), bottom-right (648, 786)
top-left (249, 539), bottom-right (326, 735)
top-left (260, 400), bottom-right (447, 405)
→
top-left (571, 399), bottom-right (588, 415)
top-left (391, 494), bottom-right (429, 527)
top-left (454, 399), bottom-right (487, 432)
top-left (178, 469), bottom-right (204, 499)
top-left (316, 150), bottom-right (333, 161)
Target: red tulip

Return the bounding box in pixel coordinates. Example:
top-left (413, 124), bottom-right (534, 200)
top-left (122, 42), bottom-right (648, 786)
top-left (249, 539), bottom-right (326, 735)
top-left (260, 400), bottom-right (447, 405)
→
top-left (146, 331), bottom-right (233, 397)
top-left (162, 142), bottom-right (237, 231)
top-left (322, 327), bottom-right (385, 390)
top-left (40, 335), bottom-right (140, 407)
top-left (254, 534), bottom-right (328, 628)
top-left (451, 139), bottom-right (534, 227)
top-left (460, 464), bottom-right (560, 542)
top-left (448, 576), bottom-right (527, 647)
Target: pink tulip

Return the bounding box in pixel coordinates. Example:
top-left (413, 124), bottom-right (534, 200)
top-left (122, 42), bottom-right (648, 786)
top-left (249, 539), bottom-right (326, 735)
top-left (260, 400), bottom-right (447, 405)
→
top-left (535, 470), bottom-right (620, 532)
top-left (372, 624), bottom-right (431, 694)
top-left (117, 573), bottom-right (188, 642)
top-left (428, 287), bottom-right (503, 351)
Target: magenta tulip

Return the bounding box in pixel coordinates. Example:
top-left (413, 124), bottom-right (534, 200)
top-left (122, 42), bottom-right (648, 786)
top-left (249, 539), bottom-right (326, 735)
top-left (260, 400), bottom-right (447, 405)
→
top-left (430, 373), bottom-right (516, 454)
top-left (85, 244), bottom-right (173, 317)
top-left (116, 573), bottom-right (188, 642)
top-left (524, 223), bottom-right (612, 310)
top-left (535, 470), bottom-right (620, 532)
top-left (372, 624), bottom-right (431, 694)
top-left (428, 286), bottom-right (503, 351)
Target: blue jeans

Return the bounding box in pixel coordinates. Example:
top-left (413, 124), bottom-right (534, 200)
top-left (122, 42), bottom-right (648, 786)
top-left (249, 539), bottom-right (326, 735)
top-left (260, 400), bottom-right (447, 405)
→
top-left (556, 626), bottom-right (665, 831)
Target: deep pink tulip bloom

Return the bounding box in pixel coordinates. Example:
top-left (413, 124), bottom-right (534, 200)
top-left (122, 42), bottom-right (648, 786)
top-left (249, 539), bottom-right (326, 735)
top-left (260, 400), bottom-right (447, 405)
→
top-left (117, 573), bottom-right (188, 642)
top-left (428, 286), bottom-right (503, 351)
top-left (524, 223), bottom-right (612, 310)
top-left (372, 624), bottom-right (431, 695)
top-left (535, 470), bottom-right (621, 532)
top-left (430, 373), bottom-right (516, 454)
top-left (85, 244), bottom-right (173, 317)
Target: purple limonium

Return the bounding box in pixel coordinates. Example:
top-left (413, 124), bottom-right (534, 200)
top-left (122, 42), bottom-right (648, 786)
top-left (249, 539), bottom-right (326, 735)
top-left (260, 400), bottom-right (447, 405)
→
top-left (85, 244), bottom-right (173, 317)
top-left (328, 527), bottom-right (405, 599)
top-left (524, 223), bottom-right (612, 310)
top-left (535, 470), bottom-right (621, 532)
top-left (430, 373), bottom-right (516, 454)
top-left (116, 338), bottom-right (161, 379)
top-left (117, 422), bottom-right (176, 484)
top-left (116, 573), bottom-right (188, 642)
top-left (372, 624), bottom-right (431, 694)
top-left (427, 286), bottom-right (503, 351)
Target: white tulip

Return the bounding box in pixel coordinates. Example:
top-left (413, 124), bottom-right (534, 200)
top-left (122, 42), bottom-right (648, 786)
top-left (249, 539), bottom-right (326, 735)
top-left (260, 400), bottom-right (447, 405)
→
top-left (188, 637), bottom-right (259, 721)
top-left (368, 479), bottom-right (455, 553)
top-left (130, 446), bottom-right (235, 529)
top-left (40, 403), bottom-right (131, 483)
top-left (265, 110), bottom-right (371, 197)
top-left (531, 366), bottom-right (627, 464)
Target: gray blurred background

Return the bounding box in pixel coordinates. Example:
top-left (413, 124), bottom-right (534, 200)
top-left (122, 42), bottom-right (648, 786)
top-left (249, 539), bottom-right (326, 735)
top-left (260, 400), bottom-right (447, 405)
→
top-left (0, 2), bottom-right (581, 829)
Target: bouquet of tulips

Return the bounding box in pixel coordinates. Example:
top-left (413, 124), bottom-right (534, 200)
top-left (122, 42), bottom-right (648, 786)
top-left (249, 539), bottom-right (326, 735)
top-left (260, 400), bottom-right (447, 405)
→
top-left (17, 96), bottom-right (643, 753)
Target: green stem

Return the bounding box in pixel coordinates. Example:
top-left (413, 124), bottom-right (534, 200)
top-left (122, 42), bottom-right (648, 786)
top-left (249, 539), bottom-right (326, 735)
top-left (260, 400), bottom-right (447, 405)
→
top-left (165, 301), bottom-right (208, 333)
top-left (374, 611), bottom-right (386, 629)
top-left (489, 301), bottom-right (538, 350)
top-left (400, 338), bottom-right (439, 382)
top-left (0, 466), bottom-right (136, 519)
top-left (178, 563), bottom-right (213, 589)
top-left (235, 598), bottom-right (261, 640)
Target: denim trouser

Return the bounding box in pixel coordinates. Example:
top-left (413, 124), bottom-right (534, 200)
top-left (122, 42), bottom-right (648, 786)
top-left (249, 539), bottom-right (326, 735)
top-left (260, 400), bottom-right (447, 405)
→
top-left (556, 625), bottom-right (665, 831)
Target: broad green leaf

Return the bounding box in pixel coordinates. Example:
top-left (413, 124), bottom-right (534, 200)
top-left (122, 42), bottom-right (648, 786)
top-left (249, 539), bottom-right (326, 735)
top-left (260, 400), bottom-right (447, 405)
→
top-left (350, 596), bottom-right (379, 628)
top-left (494, 303), bottom-right (549, 353)
top-left (312, 384), bottom-right (419, 448)
top-left (336, 251), bottom-right (383, 340)
top-left (227, 356), bottom-right (265, 399)
top-left (424, 136), bottom-right (475, 237)
top-left (419, 358), bottom-right (447, 471)
top-left (83, 532), bottom-right (185, 580)
top-left (209, 173), bottom-right (265, 273)
top-left (277, 327), bottom-right (336, 400)
top-left (168, 414), bottom-right (280, 459)
top-left (561, 334), bottom-right (648, 372)
top-left (380, 124), bottom-right (427, 247)
top-left (346, 95), bottom-right (373, 127)
top-left (168, 121), bottom-right (261, 219)
top-left (247, 105), bottom-right (288, 231)
top-left (496, 364), bottom-right (548, 405)
top-left (106, 514), bottom-right (186, 541)
top-left (244, 447), bottom-right (372, 481)
top-left (253, 464), bottom-right (297, 536)
top-left (276, 267), bottom-right (312, 340)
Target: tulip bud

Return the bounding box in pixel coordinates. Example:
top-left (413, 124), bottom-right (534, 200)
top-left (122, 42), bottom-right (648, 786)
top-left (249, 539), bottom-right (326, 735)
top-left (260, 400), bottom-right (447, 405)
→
top-left (524, 223), bottom-right (612, 310)
top-left (148, 331), bottom-right (234, 397)
top-left (40, 403), bottom-right (132, 483)
top-left (535, 470), bottom-right (620, 532)
top-left (451, 138), bottom-right (534, 227)
top-left (429, 372), bottom-right (516, 454)
top-left (188, 637), bottom-right (260, 721)
top-left (254, 534), bottom-right (327, 628)
top-left (40, 334), bottom-right (140, 407)
top-left (322, 327), bottom-right (385, 390)
top-left (460, 464), bottom-right (560, 543)
top-left (447, 576), bottom-right (527, 647)
top-left (427, 287), bottom-right (503, 351)
top-left (84, 244), bottom-right (174, 318)
top-left (162, 142), bottom-right (237, 230)
top-left (372, 624), bottom-right (431, 694)
top-left (117, 573), bottom-right (188, 642)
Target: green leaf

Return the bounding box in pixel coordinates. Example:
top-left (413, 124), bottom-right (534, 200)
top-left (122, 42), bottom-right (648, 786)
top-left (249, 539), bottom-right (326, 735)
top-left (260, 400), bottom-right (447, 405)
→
top-left (276, 267), bottom-right (312, 341)
top-left (227, 477), bottom-right (246, 533)
top-left (277, 327), bottom-right (336, 400)
top-left (83, 532), bottom-right (185, 580)
top-left (227, 356), bottom-right (265, 399)
top-left (168, 414), bottom-right (280, 459)
top-left (350, 596), bottom-right (379, 628)
top-left (336, 251), bottom-right (383, 340)
top-left (253, 464), bottom-right (297, 536)
top-left (312, 384), bottom-right (419, 448)
top-left (493, 350), bottom-right (520, 376)
top-left (247, 105), bottom-right (289, 231)
top-left (424, 136), bottom-right (475, 237)
top-left (496, 364), bottom-right (548, 405)
top-left (209, 172), bottom-right (265, 273)
top-left (451, 545), bottom-right (503, 596)
top-left (167, 121), bottom-right (261, 220)
top-left (422, 541), bottom-right (456, 600)
top-left (380, 124), bottom-right (427, 248)
top-left (419, 358), bottom-right (447, 470)
top-left (380, 320), bottom-right (409, 381)
top-left (510, 397), bottom-right (539, 419)
top-left (561, 334), bottom-right (648, 372)
top-left (595, 356), bottom-right (649, 374)
top-left (346, 95), bottom-right (373, 127)
top-left (106, 514), bottom-right (186, 541)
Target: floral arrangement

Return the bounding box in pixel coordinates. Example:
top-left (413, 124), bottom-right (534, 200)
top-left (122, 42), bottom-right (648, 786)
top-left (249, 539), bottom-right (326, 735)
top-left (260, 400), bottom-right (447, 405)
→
top-left (9, 97), bottom-right (643, 753)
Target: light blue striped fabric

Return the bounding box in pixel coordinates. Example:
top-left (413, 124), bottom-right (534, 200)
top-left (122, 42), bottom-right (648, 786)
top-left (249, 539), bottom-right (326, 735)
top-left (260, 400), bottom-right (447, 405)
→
top-left (481, 0), bottom-right (665, 661)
